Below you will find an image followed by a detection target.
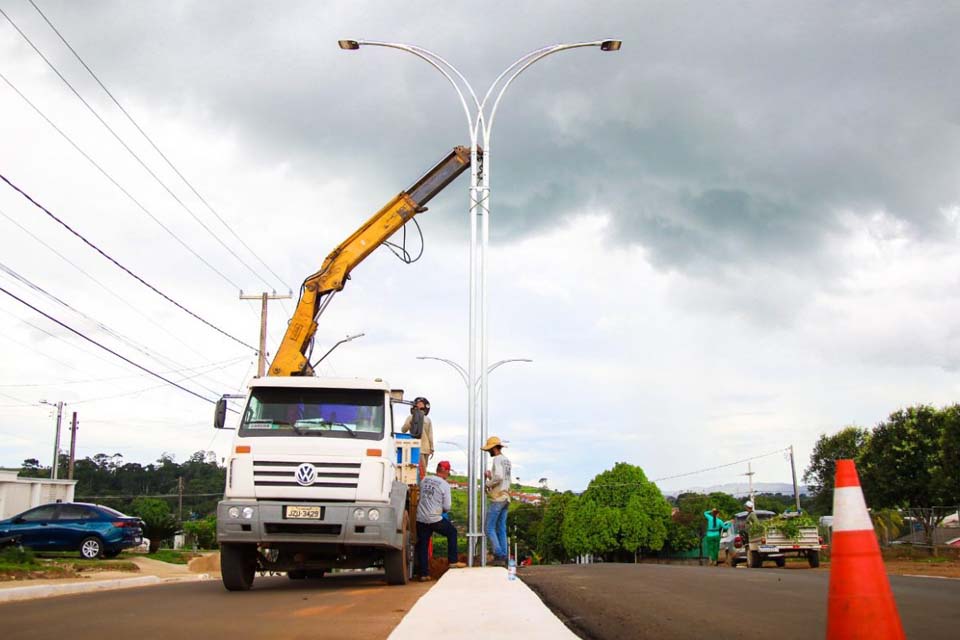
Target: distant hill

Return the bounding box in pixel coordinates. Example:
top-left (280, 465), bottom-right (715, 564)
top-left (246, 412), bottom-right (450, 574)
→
top-left (660, 481), bottom-right (809, 498)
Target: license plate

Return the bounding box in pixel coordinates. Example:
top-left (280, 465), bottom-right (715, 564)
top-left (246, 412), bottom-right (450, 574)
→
top-left (760, 545), bottom-right (778, 552)
top-left (285, 505), bottom-right (322, 519)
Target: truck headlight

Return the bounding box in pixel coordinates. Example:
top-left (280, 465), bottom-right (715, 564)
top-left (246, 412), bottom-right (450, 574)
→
top-left (242, 506), bottom-right (255, 519)
top-left (353, 508), bottom-right (366, 520)
top-left (368, 508), bottom-right (380, 521)
top-left (228, 507), bottom-right (240, 519)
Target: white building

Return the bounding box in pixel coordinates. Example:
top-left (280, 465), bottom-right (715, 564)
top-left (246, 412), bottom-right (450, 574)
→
top-left (0, 470), bottom-right (77, 519)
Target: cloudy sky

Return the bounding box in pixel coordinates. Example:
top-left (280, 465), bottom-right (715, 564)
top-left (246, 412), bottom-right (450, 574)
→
top-left (2, 1), bottom-right (959, 494)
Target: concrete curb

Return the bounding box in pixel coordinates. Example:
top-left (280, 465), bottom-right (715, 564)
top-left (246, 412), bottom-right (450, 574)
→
top-left (388, 567), bottom-right (577, 639)
top-left (0, 573), bottom-right (212, 604)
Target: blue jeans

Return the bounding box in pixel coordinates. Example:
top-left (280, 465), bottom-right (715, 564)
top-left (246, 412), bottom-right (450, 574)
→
top-left (416, 518), bottom-right (458, 578)
top-left (485, 500), bottom-right (509, 558)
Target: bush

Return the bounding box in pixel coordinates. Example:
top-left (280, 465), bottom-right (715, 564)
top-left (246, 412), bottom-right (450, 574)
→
top-left (183, 516), bottom-right (218, 549)
top-left (131, 497), bottom-right (178, 553)
top-left (0, 545), bottom-right (36, 566)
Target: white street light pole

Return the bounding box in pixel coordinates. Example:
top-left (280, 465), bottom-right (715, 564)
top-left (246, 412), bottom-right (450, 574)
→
top-left (342, 38), bottom-right (621, 566)
top-left (416, 354), bottom-right (531, 563)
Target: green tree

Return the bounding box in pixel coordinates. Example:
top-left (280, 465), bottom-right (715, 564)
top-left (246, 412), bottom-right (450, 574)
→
top-left (937, 404), bottom-right (960, 505)
top-left (538, 492), bottom-right (574, 562)
top-left (508, 502), bottom-right (544, 559)
top-left (564, 462), bottom-right (672, 560)
top-left (859, 406), bottom-right (947, 543)
top-left (803, 426), bottom-right (870, 514)
top-left (131, 497), bottom-right (179, 553)
top-left (183, 516), bottom-right (218, 550)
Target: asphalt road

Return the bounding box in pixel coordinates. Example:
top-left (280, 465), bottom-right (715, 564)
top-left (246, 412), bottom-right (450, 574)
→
top-left (0, 571), bottom-right (430, 640)
top-left (521, 563), bottom-right (960, 640)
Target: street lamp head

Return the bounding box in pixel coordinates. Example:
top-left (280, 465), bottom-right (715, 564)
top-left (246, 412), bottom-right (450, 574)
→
top-left (600, 40), bottom-right (622, 52)
top-left (338, 39), bottom-right (360, 50)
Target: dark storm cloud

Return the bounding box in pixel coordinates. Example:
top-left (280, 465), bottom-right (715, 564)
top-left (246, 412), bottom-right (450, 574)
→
top-left (11, 1), bottom-right (960, 274)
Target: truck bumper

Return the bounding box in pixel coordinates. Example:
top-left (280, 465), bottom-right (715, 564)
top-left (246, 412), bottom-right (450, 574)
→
top-left (217, 500), bottom-right (402, 549)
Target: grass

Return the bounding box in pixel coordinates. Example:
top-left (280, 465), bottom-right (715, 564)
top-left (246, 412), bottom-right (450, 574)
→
top-left (0, 547), bottom-right (139, 580)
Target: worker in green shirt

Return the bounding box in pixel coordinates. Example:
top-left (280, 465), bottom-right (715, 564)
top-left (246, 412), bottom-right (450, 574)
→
top-left (703, 507), bottom-right (730, 566)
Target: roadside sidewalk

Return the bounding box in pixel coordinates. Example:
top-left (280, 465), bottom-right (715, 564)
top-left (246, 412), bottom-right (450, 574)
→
top-left (0, 555), bottom-right (215, 604)
top-left (388, 567), bottom-right (577, 639)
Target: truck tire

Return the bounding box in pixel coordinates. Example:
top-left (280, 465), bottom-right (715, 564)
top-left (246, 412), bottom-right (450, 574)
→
top-left (808, 550), bottom-right (820, 568)
top-left (748, 550), bottom-right (762, 568)
top-left (221, 543), bottom-right (257, 591)
top-left (775, 557), bottom-right (786, 568)
top-left (385, 512), bottom-right (411, 585)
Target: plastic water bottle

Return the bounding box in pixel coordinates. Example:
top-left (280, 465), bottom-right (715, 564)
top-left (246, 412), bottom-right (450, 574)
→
top-left (507, 558), bottom-right (517, 581)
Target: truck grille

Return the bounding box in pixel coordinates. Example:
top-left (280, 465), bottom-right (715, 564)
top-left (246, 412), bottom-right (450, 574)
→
top-left (265, 523), bottom-right (342, 536)
top-left (253, 460), bottom-right (360, 488)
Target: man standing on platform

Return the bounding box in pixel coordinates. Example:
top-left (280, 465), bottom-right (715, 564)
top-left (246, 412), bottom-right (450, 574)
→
top-left (482, 436), bottom-right (512, 566)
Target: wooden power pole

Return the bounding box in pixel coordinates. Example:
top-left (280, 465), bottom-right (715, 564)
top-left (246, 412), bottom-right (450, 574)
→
top-left (239, 291), bottom-right (291, 377)
top-left (68, 411), bottom-right (78, 480)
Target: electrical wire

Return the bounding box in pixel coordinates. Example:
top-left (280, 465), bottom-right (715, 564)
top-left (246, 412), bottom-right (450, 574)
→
top-left (0, 205), bottom-right (242, 366)
top-left (26, 0), bottom-right (291, 293)
top-left (0, 261), bottom-right (229, 394)
top-left (0, 355), bottom-right (249, 388)
top-left (0, 5), bottom-right (280, 292)
top-left (0, 69), bottom-right (242, 290)
top-left (0, 172), bottom-right (256, 352)
top-left (575, 447), bottom-right (792, 492)
top-left (0, 284), bottom-right (217, 405)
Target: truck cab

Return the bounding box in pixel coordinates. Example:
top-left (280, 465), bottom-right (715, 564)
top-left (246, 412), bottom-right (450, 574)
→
top-left (215, 377), bottom-right (416, 590)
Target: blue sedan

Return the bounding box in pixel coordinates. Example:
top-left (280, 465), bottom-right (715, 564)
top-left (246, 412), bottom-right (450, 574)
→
top-left (0, 502), bottom-right (144, 559)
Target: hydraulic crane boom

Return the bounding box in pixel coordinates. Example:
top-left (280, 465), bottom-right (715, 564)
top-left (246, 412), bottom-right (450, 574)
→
top-left (269, 146), bottom-right (472, 376)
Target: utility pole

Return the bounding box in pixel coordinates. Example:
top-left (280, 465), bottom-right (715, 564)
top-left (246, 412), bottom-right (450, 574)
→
top-left (789, 445), bottom-right (801, 512)
top-left (743, 462), bottom-right (755, 504)
top-left (239, 291), bottom-right (292, 377)
top-left (41, 400), bottom-right (65, 479)
top-left (68, 411), bottom-right (78, 480)
top-left (178, 476), bottom-right (184, 522)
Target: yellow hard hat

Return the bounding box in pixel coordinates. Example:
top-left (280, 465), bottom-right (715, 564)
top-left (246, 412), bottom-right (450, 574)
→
top-left (481, 436), bottom-right (506, 451)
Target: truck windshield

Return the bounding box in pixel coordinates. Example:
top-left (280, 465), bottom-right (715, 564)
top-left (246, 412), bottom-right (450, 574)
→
top-left (239, 387), bottom-right (384, 440)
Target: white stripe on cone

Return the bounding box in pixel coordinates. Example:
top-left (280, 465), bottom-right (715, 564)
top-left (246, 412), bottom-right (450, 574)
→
top-left (832, 486), bottom-right (873, 532)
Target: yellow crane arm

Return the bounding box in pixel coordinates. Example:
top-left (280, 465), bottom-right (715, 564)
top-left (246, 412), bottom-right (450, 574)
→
top-left (269, 146), bottom-right (472, 376)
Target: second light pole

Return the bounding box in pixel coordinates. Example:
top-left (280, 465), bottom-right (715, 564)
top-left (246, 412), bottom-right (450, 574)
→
top-left (340, 37), bottom-right (621, 565)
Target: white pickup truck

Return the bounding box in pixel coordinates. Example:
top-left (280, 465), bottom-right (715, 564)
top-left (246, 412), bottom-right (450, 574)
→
top-left (744, 513), bottom-right (822, 568)
top-left (213, 376), bottom-right (419, 590)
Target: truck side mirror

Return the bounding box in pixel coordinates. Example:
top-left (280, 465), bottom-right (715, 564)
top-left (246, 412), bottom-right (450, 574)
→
top-left (214, 397), bottom-right (228, 429)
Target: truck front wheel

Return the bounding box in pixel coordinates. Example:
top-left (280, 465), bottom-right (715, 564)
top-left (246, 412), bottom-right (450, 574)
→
top-left (385, 512), bottom-right (411, 585)
top-left (808, 551), bottom-right (821, 568)
top-left (748, 550), bottom-right (762, 568)
top-left (221, 543), bottom-right (257, 591)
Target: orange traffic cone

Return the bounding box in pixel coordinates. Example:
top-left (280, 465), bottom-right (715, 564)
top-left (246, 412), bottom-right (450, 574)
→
top-left (827, 459), bottom-right (905, 639)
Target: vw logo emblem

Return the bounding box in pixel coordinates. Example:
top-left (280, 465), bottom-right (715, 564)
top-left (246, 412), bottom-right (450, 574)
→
top-left (295, 463), bottom-right (316, 486)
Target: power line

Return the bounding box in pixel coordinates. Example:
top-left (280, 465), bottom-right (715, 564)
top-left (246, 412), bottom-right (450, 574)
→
top-left (0, 204), bottom-right (242, 368)
top-left (0, 284), bottom-right (216, 406)
top-left (26, 0), bottom-right (291, 293)
top-left (0, 68), bottom-right (241, 290)
top-left (0, 261), bottom-right (226, 395)
top-left (651, 447), bottom-right (790, 483)
top-left (0, 355), bottom-right (249, 388)
top-left (0, 5), bottom-right (279, 292)
top-left (0, 172), bottom-right (256, 352)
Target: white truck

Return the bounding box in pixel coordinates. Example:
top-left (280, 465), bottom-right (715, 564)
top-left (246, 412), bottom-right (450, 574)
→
top-left (214, 377), bottom-right (419, 589)
top-left (213, 147), bottom-right (471, 591)
top-left (745, 514), bottom-right (822, 568)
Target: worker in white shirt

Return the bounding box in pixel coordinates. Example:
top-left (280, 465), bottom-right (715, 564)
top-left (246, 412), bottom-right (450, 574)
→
top-left (482, 436), bottom-right (512, 566)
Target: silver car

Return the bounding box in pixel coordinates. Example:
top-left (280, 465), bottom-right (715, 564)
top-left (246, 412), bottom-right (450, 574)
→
top-left (717, 509), bottom-right (776, 567)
